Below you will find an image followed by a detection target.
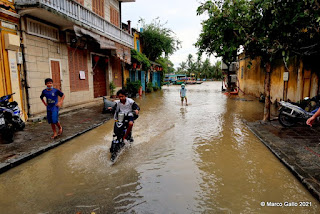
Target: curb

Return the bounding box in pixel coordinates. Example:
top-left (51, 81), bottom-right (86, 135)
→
top-left (246, 122), bottom-right (320, 201)
top-left (0, 118), bottom-right (110, 174)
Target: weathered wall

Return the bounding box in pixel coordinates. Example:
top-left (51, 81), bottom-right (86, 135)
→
top-left (238, 56), bottom-right (264, 98)
top-left (238, 54), bottom-right (319, 104)
top-left (23, 33), bottom-right (95, 115)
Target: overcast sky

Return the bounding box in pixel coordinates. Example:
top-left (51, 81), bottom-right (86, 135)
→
top-left (122, 0), bottom-right (218, 68)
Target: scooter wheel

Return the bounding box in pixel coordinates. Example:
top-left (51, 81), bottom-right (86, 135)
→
top-left (278, 110), bottom-right (296, 127)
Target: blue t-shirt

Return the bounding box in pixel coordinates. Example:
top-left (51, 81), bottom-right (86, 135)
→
top-left (40, 88), bottom-right (64, 111)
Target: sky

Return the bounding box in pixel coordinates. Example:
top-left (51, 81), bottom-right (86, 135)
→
top-left (122, 0), bottom-right (218, 69)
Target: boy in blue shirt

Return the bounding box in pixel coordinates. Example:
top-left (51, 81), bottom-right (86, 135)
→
top-left (40, 78), bottom-right (65, 139)
top-left (180, 84), bottom-right (188, 106)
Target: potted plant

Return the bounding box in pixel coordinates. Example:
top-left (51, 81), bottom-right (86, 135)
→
top-left (109, 81), bottom-right (116, 98)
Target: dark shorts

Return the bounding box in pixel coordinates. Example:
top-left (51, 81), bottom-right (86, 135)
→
top-left (128, 116), bottom-right (134, 122)
top-left (47, 110), bottom-right (59, 124)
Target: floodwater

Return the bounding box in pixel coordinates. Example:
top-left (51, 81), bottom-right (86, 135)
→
top-left (0, 82), bottom-right (319, 214)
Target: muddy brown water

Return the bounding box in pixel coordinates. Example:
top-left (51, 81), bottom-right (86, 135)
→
top-left (0, 82), bottom-right (319, 213)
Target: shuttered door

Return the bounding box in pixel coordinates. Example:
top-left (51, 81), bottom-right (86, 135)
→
top-left (93, 57), bottom-right (107, 98)
top-left (302, 69), bottom-right (311, 98)
top-left (75, 0), bottom-right (84, 5)
top-left (50, 60), bottom-right (61, 91)
top-left (141, 71), bottom-right (145, 91)
top-left (68, 47), bottom-right (89, 92)
top-left (111, 57), bottom-right (122, 87)
top-left (93, 0), bottom-right (104, 17)
top-left (110, 6), bottom-right (119, 27)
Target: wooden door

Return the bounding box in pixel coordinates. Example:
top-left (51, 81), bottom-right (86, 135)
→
top-left (93, 57), bottom-right (107, 98)
top-left (50, 60), bottom-right (61, 91)
top-left (111, 57), bottom-right (122, 87)
top-left (302, 69), bottom-right (311, 99)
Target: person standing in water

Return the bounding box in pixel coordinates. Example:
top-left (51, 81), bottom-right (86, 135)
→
top-left (180, 84), bottom-right (188, 106)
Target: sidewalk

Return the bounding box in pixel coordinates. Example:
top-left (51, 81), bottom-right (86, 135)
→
top-left (246, 120), bottom-right (320, 201)
top-left (0, 100), bottom-right (113, 174)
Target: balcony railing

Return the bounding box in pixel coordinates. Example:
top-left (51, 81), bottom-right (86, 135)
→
top-left (15, 0), bottom-right (134, 48)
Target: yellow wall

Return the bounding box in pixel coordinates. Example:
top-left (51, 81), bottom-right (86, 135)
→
top-left (238, 54), bottom-right (319, 103)
top-left (133, 32), bottom-right (142, 53)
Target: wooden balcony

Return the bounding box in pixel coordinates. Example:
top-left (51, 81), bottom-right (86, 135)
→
top-left (15, 0), bottom-right (134, 48)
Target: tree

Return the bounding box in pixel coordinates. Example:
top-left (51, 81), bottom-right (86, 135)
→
top-left (201, 58), bottom-right (211, 79)
top-left (140, 18), bottom-right (181, 61)
top-left (196, 0), bottom-right (320, 121)
top-left (176, 62), bottom-right (187, 74)
top-left (186, 54), bottom-right (195, 76)
top-left (177, 54), bottom-right (223, 80)
top-left (196, 0), bottom-right (249, 66)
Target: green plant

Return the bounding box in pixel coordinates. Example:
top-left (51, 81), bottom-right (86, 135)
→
top-left (139, 18), bottom-right (181, 61)
top-left (146, 82), bottom-right (153, 93)
top-left (131, 49), bottom-right (151, 70)
top-left (153, 83), bottom-right (159, 91)
top-left (126, 80), bottom-right (141, 97)
top-left (109, 81), bottom-right (116, 96)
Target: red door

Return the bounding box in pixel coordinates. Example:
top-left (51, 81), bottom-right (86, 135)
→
top-left (111, 56), bottom-right (122, 87)
top-left (93, 56), bottom-right (107, 98)
top-left (51, 60), bottom-right (61, 90)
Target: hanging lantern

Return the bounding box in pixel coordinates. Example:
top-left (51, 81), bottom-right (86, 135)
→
top-left (137, 64), bottom-right (141, 69)
top-left (133, 63), bottom-right (137, 69)
top-left (93, 55), bottom-right (100, 62)
top-left (105, 58), bottom-right (109, 63)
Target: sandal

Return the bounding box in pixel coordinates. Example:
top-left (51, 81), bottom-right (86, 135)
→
top-left (51, 134), bottom-right (57, 139)
top-left (58, 127), bottom-right (63, 136)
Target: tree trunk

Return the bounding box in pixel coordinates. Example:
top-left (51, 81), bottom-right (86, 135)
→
top-left (263, 62), bottom-right (271, 121)
top-left (227, 66), bottom-right (231, 92)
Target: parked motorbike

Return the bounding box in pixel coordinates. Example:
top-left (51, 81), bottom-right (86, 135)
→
top-left (110, 111), bottom-right (137, 163)
top-left (278, 96), bottom-right (319, 127)
top-left (0, 93), bottom-right (25, 143)
top-left (0, 107), bottom-right (15, 143)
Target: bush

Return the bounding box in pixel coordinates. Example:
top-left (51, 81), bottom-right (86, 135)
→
top-left (153, 83), bottom-right (159, 91)
top-left (146, 82), bottom-right (153, 93)
top-left (109, 81), bottom-right (116, 95)
top-left (126, 80), bottom-right (141, 97)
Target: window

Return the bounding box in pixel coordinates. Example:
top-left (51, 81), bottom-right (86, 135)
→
top-left (26, 18), bottom-right (59, 41)
top-left (93, 0), bottom-right (104, 17)
top-left (110, 6), bottom-right (119, 27)
top-left (68, 47), bottom-right (89, 92)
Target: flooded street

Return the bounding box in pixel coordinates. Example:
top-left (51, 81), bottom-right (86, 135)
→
top-left (0, 82), bottom-right (319, 213)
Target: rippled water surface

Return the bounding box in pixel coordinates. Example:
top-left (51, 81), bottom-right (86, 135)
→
top-left (0, 82), bottom-right (319, 213)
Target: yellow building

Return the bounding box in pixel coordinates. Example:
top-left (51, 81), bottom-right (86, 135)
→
top-left (0, 0), bottom-right (27, 120)
top-left (238, 54), bottom-right (319, 104)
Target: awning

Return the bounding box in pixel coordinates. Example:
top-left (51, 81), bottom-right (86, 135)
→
top-left (74, 25), bottom-right (116, 50)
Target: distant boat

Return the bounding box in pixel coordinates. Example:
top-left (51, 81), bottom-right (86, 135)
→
top-left (175, 80), bottom-right (185, 85)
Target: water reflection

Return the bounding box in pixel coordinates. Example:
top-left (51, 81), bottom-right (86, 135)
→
top-left (0, 82), bottom-right (318, 213)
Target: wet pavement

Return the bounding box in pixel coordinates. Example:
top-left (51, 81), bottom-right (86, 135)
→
top-left (247, 120), bottom-right (320, 201)
top-left (0, 82), bottom-right (319, 213)
top-left (0, 101), bottom-right (112, 173)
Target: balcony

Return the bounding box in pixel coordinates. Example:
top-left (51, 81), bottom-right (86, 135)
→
top-left (15, 0), bottom-right (134, 48)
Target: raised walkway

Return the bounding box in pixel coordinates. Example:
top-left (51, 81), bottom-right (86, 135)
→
top-left (0, 100), bottom-right (113, 174)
